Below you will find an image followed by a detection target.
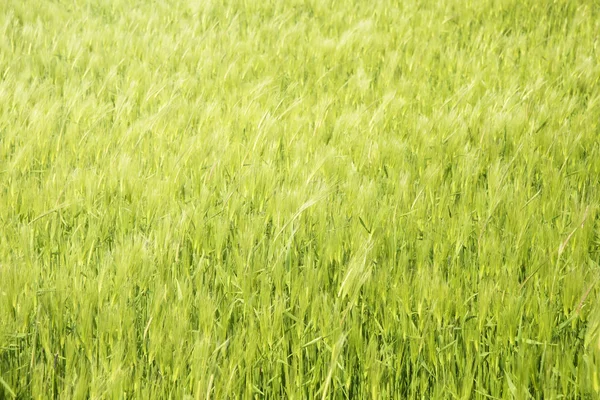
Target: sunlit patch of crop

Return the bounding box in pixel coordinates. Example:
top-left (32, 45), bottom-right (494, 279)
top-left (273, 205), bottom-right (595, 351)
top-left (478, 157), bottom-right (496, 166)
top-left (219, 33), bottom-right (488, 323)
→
top-left (1, 0), bottom-right (599, 398)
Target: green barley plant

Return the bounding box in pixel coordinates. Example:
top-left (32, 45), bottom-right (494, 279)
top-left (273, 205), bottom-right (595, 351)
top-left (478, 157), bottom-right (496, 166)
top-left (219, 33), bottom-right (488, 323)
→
top-left (1, 0), bottom-right (599, 398)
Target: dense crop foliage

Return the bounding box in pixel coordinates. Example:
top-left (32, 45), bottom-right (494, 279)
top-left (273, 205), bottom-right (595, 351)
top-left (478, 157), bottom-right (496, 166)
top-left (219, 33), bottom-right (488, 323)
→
top-left (1, 0), bottom-right (599, 398)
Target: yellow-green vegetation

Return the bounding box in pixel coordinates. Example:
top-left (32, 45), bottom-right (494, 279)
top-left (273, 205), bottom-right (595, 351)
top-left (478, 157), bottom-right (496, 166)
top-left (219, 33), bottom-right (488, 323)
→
top-left (1, 0), bottom-right (600, 398)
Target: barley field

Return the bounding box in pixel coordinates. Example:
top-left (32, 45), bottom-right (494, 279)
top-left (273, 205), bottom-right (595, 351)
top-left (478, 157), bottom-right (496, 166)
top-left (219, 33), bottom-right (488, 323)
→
top-left (1, 0), bottom-right (600, 398)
